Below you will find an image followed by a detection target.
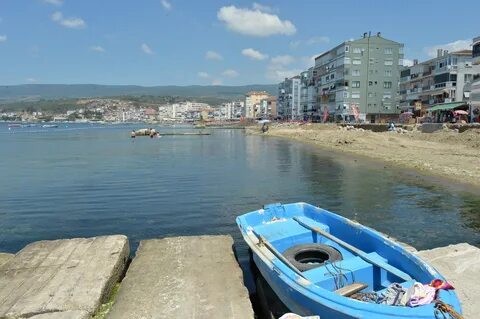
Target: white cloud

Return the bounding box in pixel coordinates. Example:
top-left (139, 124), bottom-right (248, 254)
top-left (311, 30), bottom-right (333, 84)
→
top-left (205, 50), bottom-right (223, 61)
top-left (252, 3), bottom-right (273, 13)
top-left (403, 59), bottom-right (414, 67)
top-left (424, 39), bottom-right (471, 58)
top-left (217, 5), bottom-right (296, 37)
top-left (43, 0), bottom-right (63, 5)
top-left (270, 55), bottom-right (295, 66)
top-left (242, 48), bottom-right (268, 60)
top-left (266, 64), bottom-right (302, 82)
top-left (141, 43), bottom-right (154, 55)
top-left (306, 36), bottom-right (330, 45)
top-left (198, 72), bottom-right (210, 78)
top-left (211, 79), bottom-right (222, 85)
top-left (222, 69), bottom-right (239, 77)
top-left (26, 78), bottom-right (37, 83)
top-left (0, 35), bottom-right (6, 42)
top-left (266, 55), bottom-right (302, 81)
top-left (51, 11), bottom-right (86, 29)
top-left (161, 0), bottom-right (172, 10)
top-left (90, 45), bottom-right (105, 53)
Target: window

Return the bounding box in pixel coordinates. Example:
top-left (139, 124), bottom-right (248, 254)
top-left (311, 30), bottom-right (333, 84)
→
top-left (369, 81), bottom-right (373, 86)
top-left (383, 94), bottom-right (392, 99)
top-left (352, 69), bottom-right (360, 76)
top-left (369, 58), bottom-right (374, 64)
top-left (384, 48), bottom-right (393, 54)
top-left (353, 47), bottom-right (361, 54)
top-left (384, 59), bottom-right (393, 66)
top-left (353, 59), bottom-right (362, 65)
top-left (344, 57), bottom-right (351, 64)
top-left (385, 70), bottom-right (392, 77)
top-left (352, 81), bottom-right (361, 88)
top-left (384, 81), bottom-right (392, 89)
top-left (344, 91), bottom-right (349, 98)
top-left (399, 47), bottom-right (404, 54)
top-left (368, 92), bottom-right (373, 98)
top-left (345, 45), bottom-right (349, 52)
top-left (351, 92), bottom-right (360, 99)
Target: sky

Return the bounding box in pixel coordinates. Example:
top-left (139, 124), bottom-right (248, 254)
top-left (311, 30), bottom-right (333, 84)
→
top-left (0, 0), bottom-right (479, 86)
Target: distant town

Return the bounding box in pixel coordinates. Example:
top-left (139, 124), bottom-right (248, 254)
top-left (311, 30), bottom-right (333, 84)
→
top-left (1, 34), bottom-right (480, 125)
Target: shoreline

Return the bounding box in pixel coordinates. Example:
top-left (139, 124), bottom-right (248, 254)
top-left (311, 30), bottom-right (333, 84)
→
top-left (251, 123), bottom-right (480, 190)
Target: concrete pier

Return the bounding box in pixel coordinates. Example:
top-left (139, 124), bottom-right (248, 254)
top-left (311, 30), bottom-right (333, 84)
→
top-left (0, 253), bottom-right (13, 268)
top-left (0, 235), bottom-right (129, 319)
top-left (417, 243), bottom-right (480, 319)
top-left (0, 234), bottom-right (478, 319)
top-left (107, 235), bottom-right (254, 319)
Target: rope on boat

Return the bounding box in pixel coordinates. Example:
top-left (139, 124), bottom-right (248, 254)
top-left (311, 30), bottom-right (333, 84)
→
top-left (434, 300), bottom-right (464, 319)
top-left (323, 261), bottom-right (354, 290)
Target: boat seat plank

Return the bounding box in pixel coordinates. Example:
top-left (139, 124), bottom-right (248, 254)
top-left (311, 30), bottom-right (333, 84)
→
top-left (335, 282), bottom-right (368, 297)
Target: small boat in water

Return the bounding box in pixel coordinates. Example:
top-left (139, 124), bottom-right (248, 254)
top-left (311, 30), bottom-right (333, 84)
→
top-left (42, 124), bottom-right (58, 128)
top-left (236, 202), bottom-right (462, 319)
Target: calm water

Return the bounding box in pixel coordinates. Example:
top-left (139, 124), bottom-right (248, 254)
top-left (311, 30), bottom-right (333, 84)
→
top-left (1, 123), bottom-right (479, 273)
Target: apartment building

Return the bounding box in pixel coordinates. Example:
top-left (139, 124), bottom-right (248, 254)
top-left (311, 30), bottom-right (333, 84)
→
top-left (313, 33), bottom-right (403, 123)
top-left (277, 76), bottom-right (301, 120)
top-left (245, 91), bottom-right (270, 119)
top-left (221, 101), bottom-right (244, 120)
top-left (300, 68), bottom-right (317, 120)
top-left (257, 96), bottom-right (277, 119)
top-left (399, 49), bottom-right (480, 112)
top-left (470, 36), bottom-right (480, 111)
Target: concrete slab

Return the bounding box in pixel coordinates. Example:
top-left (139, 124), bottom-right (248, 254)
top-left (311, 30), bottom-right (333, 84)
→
top-left (28, 310), bottom-right (90, 319)
top-left (0, 253), bottom-right (13, 267)
top-left (417, 243), bottom-right (480, 319)
top-left (0, 235), bottom-right (129, 319)
top-left (108, 235), bottom-right (254, 319)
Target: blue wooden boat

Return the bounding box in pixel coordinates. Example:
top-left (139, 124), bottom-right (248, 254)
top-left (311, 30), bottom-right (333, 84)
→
top-left (236, 202), bottom-right (462, 319)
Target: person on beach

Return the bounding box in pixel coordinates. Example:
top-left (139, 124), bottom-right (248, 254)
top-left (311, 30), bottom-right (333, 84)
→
top-left (131, 130), bottom-right (136, 138)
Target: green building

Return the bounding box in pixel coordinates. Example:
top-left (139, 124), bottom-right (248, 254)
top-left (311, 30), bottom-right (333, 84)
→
top-left (313, 33), bottom-right (404, 123)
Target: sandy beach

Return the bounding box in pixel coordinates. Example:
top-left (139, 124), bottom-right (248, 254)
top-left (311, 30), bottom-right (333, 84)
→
top-left (254, 123), bottom-right (480, 188)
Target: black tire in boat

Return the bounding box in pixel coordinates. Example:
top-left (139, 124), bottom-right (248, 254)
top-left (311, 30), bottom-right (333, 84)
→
top-left (283, 243), bottom-right (342, 272)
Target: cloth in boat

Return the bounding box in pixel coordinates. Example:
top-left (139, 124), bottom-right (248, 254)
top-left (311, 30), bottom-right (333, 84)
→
top-left (403, 282), bottom-right (436, 307)
top-left (379, 283), bottom-right (406, 306)
top-left (403, 280), bottom-right (454, 307)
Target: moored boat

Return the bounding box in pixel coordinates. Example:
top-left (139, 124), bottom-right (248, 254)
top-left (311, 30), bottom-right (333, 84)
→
top-left (236, 202), bottom-right (462, 318)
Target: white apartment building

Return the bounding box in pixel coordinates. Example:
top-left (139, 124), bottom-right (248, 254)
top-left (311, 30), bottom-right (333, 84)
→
top-left (399, 49), bottom-right (480, 111)
top-left (278, 76), bottom-right (301, 120)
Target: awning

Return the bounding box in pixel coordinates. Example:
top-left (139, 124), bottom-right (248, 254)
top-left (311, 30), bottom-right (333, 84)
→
top-left (428, 102), bottom-right (467, 112)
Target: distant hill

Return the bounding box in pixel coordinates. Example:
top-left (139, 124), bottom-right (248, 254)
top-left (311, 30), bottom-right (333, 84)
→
top-left (0, 84), bottom-right (277, 102)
